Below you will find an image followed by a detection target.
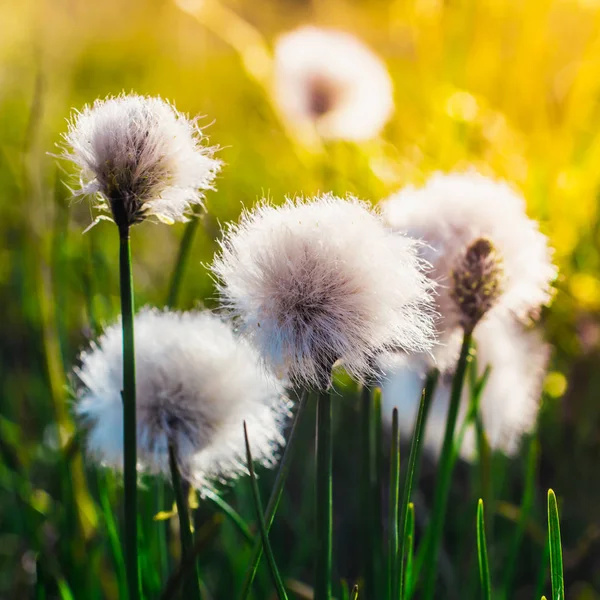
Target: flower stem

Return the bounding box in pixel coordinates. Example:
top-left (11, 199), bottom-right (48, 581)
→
top-left (388, 408), bottom-right (400, 600)
top-left (316, 389), bottom-right (333, 600)
top-left (167, 216), bottom-right (200, 308)
top-left (119, 227), bottom-right (140, 600)
top-left (240, 389), bottom-right (309, 599)
top-left (422, 333), bottom-right (472, 600)
top-left (168, 445), bottom-right (202, 600)
top-left (398, 370), bottom-right (439, 600)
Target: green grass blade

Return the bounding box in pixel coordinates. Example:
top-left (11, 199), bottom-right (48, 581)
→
top-left (389, 407), bottom-right (400, 600)
top-left (404, 503), bottom-right (415, 600)
top-left (203, 488), bottom-right (253, 544)
top-left (169, 445), bottom-right (202, 600)
top-left (315, 389), bottom-right (333, 600)
top-left (243, 422), bottom-right (289, 600)
top-left (240, 389), bottom-right (309, 599)
top-left (548, 489), bottom-right (565, 600)
top-left (477, 499), bottom-right (491, 600)
top-left (398, 370), bottom-right (439, 599)
top-left (350, 584), bottom-right (359, 600)
top-left (422, 333), bottom-right (472, 600)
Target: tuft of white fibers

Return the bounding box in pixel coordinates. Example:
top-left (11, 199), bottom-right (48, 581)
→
top-left (212, 194), bottom-right (436, 390)
top-left (61, 93), bottom-right (221, 229)
top-left (273, 26), bottom-right (394, 141)
top-left (382, 316), bottom-right (551, 460)
top-left (74, 308), bottom-right (291, 489)
top-left (381, 171), bottom-right (557, 371)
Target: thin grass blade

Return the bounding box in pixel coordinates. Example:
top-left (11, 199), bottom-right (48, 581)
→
top-left (398, 370), bottom-right (439, 599)
top-left (547, 489), bottom-right (564, 600)
top-left (404, 503), bottom-right (415, 600)
top-left (477, 499), bottom-right (491, 600)
top-left (389, 407), bottom-right (400, 600)
top-left (350, 584), bottom-right (359, 600)
top-left (240, 389), bottom-right (309, 599)
top-left (243, 422), bottom-right (289, 600)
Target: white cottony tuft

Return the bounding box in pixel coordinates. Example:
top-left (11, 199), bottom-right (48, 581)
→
top-left (61, 93), bottom-right (221, 229)
top-left (382, 317), bottom-right (550, 460)
top-left (273, 26), bottom-right (394, 141)
top-left (381, 171), bottom-right (557, 370)
top-left (212, 194), bottom-right (436, 390)
top-left (74, 308), bottom-right (291, 489)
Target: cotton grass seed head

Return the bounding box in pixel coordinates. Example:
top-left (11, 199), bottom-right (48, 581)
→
top-left (74, 308), bottom-right (291, 489)
top-left (62, 93), bottom-right (221, 230)
top-left (212, 194), bottom-right (436, 390)
top-left (451, 237), bottom-right (505, 334)
top-left (382, 316), bottom-right (550, 460)
top-left (381, 171), bottom-right (556, 370)
top-left (273, 26), bottom-right (394, 141)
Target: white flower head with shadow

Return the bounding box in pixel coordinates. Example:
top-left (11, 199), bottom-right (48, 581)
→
top-left (74, 308), bottom-right (291, 490)
top-left (381, 171), bottom-right (557, 370)
top-left (212, 194), bottom-right (436, 390)
top-left (61, 93), bottom-right (221, 230)
top-left (273, 26), bottom-right (394, 141)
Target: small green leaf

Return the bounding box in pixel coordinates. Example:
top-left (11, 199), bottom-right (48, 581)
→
top-left (477, 499), bottom-right (492, 600)
top-left (547, 489), bottom-right (565, 600)
top-left (350, 584), bottom-right (359, 600)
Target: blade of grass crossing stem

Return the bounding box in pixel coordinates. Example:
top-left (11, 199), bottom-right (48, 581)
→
top-left (240, 389), bottom-right (309, 599)
top-left (389, 408), bottom-right (400, 600)
top-left (243, 422), bottom-right (289, 600)
top-left (118, 227), bottom-right (141, 600)
top-left (404, 503), bottom-right (415, 600)
top-left (169, 445), bottom-right (202, 600)
top-left (422, 333), bottom-right (472, 600)
top-left (350, 585), bottom-right (359, 600)
top-left (316, 389), bottom-right (333, 600)
top-left (398, 370), bottom-right (439, 599)
top-left (203, 488), bottom-right (253, 544)
top-left (547, 490), bottom-right (565, 600)
top-left (477, 499), bottom-right (492, 600)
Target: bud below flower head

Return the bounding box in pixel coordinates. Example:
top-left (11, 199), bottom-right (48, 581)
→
top-left (451, 237), bottom-right (504, 334)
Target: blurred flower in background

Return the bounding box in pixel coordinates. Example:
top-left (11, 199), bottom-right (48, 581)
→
top-left (273, 26), bottom-right (394, 141)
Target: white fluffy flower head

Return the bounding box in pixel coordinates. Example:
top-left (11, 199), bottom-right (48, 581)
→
top-left (212, 194), bottom-right (436, 390)
top-left (382, 317), bottom-right (550, 460)
top-left (381, 171), bottom-right (557, 369)
top-left (74, 308), bottom-right (291, 489)
top-left (273, 26), bottom-right (394, 141)
top-left (62, 93), bottom-right (221, 229)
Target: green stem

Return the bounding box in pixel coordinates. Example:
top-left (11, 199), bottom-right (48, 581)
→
top-left (240, 390), bottom-right (309, 599)
top-left (399, 370), bottom-right (439, 600)
top-left (167, 216), bottom-right (200, 308)
top-left (119, 227), bottom-right (140, 600)
top-left (316, 389), bottom-right (333, 600)
top-left (243, 423), bottom-right (289, 600)
top-left (422, 333), bottom-right (472, 600)
top-left (360, 385), bottom-right (375, 599)
top-left (168, 445), bottom-right (201, 600)
top-left (389, 408), bottom-right (400, 600)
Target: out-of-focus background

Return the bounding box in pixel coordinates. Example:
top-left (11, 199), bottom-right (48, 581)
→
top-left (2, 0), bottom-right (600, 598)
